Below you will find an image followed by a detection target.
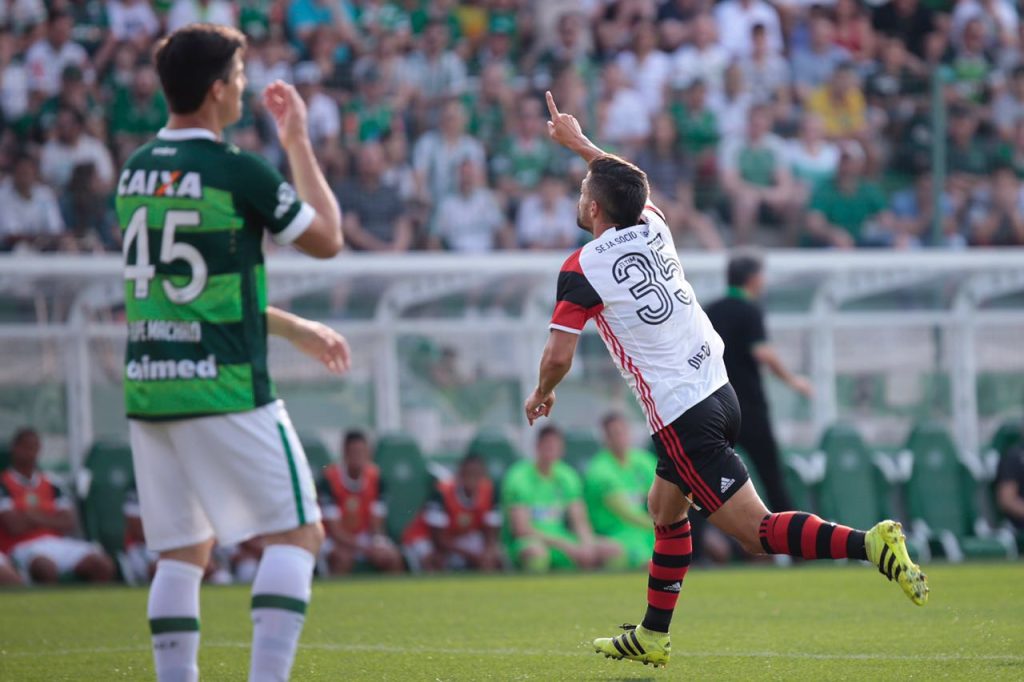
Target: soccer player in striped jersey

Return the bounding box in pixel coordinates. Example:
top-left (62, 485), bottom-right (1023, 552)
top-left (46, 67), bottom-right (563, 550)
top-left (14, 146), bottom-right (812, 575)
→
top-left (524, 92), bottom-right (929, 669)
top-left (118, 25), bottom-right (346, 682)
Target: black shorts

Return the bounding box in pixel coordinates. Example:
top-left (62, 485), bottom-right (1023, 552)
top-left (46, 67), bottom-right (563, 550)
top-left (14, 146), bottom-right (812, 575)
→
top-left (652, 383), bottom-right (749, 517)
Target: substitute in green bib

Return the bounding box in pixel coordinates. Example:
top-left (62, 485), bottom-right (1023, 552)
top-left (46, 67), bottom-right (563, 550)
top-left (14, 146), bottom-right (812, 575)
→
top-left (584, 413), bottom-right (657, 568)
top-left (119, 25), bottom-right (347, 682)
top-left (501, 424), bottom-right (623, 572)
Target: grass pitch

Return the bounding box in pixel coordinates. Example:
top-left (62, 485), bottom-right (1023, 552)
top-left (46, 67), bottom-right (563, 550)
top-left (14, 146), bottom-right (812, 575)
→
top-left (1, 562), bottom-right (1021, 680)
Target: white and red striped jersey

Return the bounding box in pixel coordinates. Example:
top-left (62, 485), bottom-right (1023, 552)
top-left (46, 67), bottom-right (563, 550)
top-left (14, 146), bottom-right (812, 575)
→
top-left (549, 205), bottom-right (728, 434)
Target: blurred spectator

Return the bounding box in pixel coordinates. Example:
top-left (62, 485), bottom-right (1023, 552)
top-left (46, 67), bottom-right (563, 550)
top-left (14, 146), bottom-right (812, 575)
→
top-left (740, 23), bottom-right (792, 109)
top-left (720, 104), bottom-right (798, 244)
top-left (792, 16), bottom-right (850, 101)
top-left (807, 62), bottom-right (869, 143)
top-left (306, 25), bottom-right (353, 94)
top-left (597, 61), bottom-right (650, 156)
top-left (501, 425), bottom-right (623, 572)
top-left (965, 165), bottom-right (1024, 246)
top-left (670, 79), bottom-right (720, 168)
top-left (995, 440), bottom-right (1024, 529)
top-left (993, 65), bottom-right (1024, 141)
top-left (950, 0), bottom-right (1018, 53)
top-left (430, 158), bottom-right (510, 252)
top-left (635, 113), bottom-right (723, 250)
top-left (871, 0), bottom-right (937, 62)
top-left (335, 142), bottom-right (414, 252)
top-left (381, 129), bottom-right (418, 203)
top-left (106, 0), bottom-right (160, 46)
top-left (60, 162), bottom-right (117, 252)
top-left (671, 13), bottom-right (729, 95)
top-left (515, 172), bottom-right (578, 250)
top-left (534, 11), bottom-right (593, 89)
top-left (287, 0), bottom-right (356, 46)
top-left (293, 62), bottom-right (340, 159)
top-left (947, 105), bottom-right (993, 193)
top-left (491, 97), bottom-right (555, 206)
top-left (0, 29), bottom-right (29, 124)
top-left (708, 62), bottom-right (754, 141)
top-left (890, 171), bottom-right (964, 248)
top-left (615, 21), bottom-right (670, 115)
top-left (402, 454), bottom-right (503, 572)
top-left (318, 430), bottom-right (404, 575)
top-left (865, 37), bottom-right (928, 125)
top-left (0, 428), bottom-right (115, 584)
top-left (245, 30), bottom-right (297, 94)
top-left (0, 153), bottom-right (65, 252)
top-left (833, 0), bottom-right (875, 63)
top-left (344, 66), bottom-right (395, 144)
top-left (714, 0), bottom-right (783, 60)
top-left (167, 0), bottom-right (237, 33)
top-left (583, 413), bottom-right (656, 569)
top-left (945, 17), bottom-right (996, 104)
top-left (413, 98), bottom-right (485, 206)
top-left (110, 64), bottom-right (167, 163)
top-left (805, 146), bottom-right (897, 248)
top-left (0, 551), bottom-right (21, 585)
top-left (25, 10), bottom-right (90, 98)
top-left (39, 107), bottom-right (114, 191)
top-left (404, 20), bottom-right (467, 125)
top-left (37, 65), bottom-right (103, 137)
top-left (464, 62), bottom-right (514, 154)
top-left (786, 114), bottom-right (839, 195)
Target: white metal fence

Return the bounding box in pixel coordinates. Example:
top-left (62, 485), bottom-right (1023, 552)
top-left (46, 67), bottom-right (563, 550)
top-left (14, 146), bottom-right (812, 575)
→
top-left (1, 250), bottom-right (1023, 472)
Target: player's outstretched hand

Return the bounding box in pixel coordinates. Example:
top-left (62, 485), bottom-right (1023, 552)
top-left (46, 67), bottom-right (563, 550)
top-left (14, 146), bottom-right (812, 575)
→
top-left (264, 80), bottom-right (309, 151)
top-left (289, 318), bottom-right (352, 375)
top-left (544, 90), bottom-right (585, 150)
top-left (524, 388), bottom-right (556, 426)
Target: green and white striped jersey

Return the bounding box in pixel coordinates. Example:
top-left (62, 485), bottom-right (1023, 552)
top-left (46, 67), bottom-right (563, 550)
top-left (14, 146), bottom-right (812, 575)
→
top-left (117, 128), bottom-right (314, 420)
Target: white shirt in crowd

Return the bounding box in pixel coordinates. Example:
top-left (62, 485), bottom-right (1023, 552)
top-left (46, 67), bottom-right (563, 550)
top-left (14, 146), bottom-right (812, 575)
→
top-left (305, 91), bottom-right (341, 145)
top-left (713, 0), bottom-right (784, 59)
top-left (24, 39), bottom-right (89, 96)
top-left (785, 139), bottom-right (840, 188)
top-left (167, 0), bottom-right (236, 32)
top-left (39, 135), bottom-right (115, 189)
top-left (601, 87), bottom-right (651, 144)
top-left (951, 0), bottom-right (1018, 49)
top-left (708, 91), bottom-right (754, 141)
top-left (413, 133), bottom-right (486, 199)
top-left (107, 0), bottom-right (161, 43)
top-left (0, 59), bottom-right (29, 120)
top-left (432, 188), bottom-right (505, 252)
top-left (0, 179), bottom-right (65, 240)
top-left (672, 44), bottom-right (730, 93)
top-left (402, 51), bottom-right (467, 99)
top-left (516, 193), bottom-right (579, 249)
top-left (616, 50), bottom-right (671, 114)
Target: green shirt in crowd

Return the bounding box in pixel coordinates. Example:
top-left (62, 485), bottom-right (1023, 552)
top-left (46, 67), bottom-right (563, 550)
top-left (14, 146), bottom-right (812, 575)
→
top-left (809, 180), bottom-right (887, 242)
top-left (584, 448), bottom-right (656, 537)
top-left (501, 459), bottom-right (582, 538)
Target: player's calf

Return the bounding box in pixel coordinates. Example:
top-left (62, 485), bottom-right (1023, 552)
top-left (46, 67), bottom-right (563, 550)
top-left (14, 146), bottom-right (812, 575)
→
top-left (74, 552), bottom-right (116, 582)
top-left (28, 557), bottom-right (59, 583)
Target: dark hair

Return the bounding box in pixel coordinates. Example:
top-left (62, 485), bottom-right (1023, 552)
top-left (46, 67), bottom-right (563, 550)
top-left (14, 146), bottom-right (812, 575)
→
top-left (601, 412), bottom-right (626, 431)
top-left (343, 429), bottom-right (368, 449)
top-left (727, 252), bottom-right (764, 288)
top-left (155, 24), bottom-right (245, 114)
top-left (537, 424), bottom-right (563, 443)
top-left (460, 452), bottom-right (486, 469)
top-left (11, 427), bottom-right (38, 446)
top-left (586, 155), bottom-right (649, 228)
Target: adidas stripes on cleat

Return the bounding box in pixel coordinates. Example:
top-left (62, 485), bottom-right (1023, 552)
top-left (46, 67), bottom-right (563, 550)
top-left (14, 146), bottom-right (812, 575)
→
top-left (865, 520), bottom-right (930, 606)
top-left (593, 624), bottom-right (670, 668)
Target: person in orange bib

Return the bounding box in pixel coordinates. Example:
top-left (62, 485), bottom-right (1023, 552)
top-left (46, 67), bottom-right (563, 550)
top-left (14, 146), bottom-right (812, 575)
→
top-left (0, 428), bottom-right (115, 583)
top-left (317, 430), bottom-right (404, 574)
top-left (403, 453), bottom-right (503, 572)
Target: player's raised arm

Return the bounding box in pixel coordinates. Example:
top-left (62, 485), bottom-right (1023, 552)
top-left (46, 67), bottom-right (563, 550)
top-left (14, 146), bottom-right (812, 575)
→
top-left (264, 80), bottom-right (343, 257)
top-left (267, 306), bottom-right (351, 375)
top-left (544, 90), bottom-right (608, 165)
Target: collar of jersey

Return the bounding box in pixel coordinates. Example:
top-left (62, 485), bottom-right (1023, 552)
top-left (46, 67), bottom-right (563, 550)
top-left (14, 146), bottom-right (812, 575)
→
top-left (157, 127), bottom-right (218, 142)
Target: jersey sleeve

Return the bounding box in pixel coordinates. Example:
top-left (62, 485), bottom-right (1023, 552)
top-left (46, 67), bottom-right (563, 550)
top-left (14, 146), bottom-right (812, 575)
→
top-left (550, 249), bottom-right (603, 334)
top-left (234, 151), bottom-right (316, 246)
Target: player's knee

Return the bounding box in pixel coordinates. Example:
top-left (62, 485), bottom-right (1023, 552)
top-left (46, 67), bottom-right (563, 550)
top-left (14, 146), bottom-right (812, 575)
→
top-left (79, 553), bottom-right (116, 582)
top-left (29, 557), bottom-right (59, 583)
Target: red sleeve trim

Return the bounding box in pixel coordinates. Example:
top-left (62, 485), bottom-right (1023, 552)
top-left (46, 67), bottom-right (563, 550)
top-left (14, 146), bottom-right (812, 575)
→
top-left (551, 300), bottom-right (604, 331)
top-left (560, 247), bottom-right (585, 275)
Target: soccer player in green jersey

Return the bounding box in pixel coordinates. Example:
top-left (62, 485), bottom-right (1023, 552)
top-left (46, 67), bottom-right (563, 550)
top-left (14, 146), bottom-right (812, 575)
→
top-left (117, 25), bottom-right (345, 682)
top-left (584, 413), bottom-right (657, 568)
top-left (501, 425), bottom-right (622, 572)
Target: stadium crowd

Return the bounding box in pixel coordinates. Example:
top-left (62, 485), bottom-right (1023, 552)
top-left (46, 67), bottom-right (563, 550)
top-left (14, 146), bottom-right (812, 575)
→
top-left (2, 0), bottom-right (1024, 252)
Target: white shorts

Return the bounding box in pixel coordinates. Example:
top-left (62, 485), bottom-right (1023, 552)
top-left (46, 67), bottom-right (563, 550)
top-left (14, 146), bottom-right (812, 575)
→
top-left (128, 400), bottom-right (321, 552)
top-left (11, 536), bottom-right (102, 575)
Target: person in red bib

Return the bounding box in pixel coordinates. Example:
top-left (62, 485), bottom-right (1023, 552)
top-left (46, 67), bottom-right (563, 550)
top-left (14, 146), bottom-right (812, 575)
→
top-left (317, 430), bottom-right (403, 574)
top-left (0, 428), bottom-right (114, 583)
top-left (403, 453), bottom-right (503, 572)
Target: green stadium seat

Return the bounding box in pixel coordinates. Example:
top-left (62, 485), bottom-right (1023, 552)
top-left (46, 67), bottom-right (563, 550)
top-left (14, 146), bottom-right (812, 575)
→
top-left (466, 430), bottom-right (520, 482)
top-left (734, 447), bottom-right (766, 498)
top-left (375, 434), bottom-right (431, 541)
top-left (563, 430), bottom-right (601, 475)
top-left (81, 440), bottom-right (135, 556)
top-left (816, 425), bottom-right (888, 532)
top-left (903, 423), bottom-right (1015, 561)
top-left (780, 451), bottom-right (815, 512)
top-left (299, 432), bottom-right (336, 484)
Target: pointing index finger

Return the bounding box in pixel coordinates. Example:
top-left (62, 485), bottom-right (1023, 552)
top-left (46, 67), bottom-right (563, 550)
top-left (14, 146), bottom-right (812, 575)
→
top-left (545, 90), bottom-right (559, 119)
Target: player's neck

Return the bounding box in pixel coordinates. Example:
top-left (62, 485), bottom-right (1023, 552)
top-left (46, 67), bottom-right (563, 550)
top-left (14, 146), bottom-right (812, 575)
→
top-left (165, 112), bottom-right (223, 139)
top-left (591, 222), bottom-right (617, 239)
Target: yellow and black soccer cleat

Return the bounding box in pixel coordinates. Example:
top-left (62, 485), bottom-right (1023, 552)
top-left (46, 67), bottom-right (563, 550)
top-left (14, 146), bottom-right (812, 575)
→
top-left (865, 520), bottom-right (929, 606)
top-left (593, 624), bottom-right (670, 668)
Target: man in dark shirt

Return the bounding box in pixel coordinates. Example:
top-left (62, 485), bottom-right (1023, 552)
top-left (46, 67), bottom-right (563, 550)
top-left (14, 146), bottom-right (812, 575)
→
top-left (995, 443), bottom-right (1024, 529)
top-left (334, 142), bottom-right (414, 252)
top-left (705, 253), bottom-right (813, 511)
top-left (871, 0), bottom-right (936, 61)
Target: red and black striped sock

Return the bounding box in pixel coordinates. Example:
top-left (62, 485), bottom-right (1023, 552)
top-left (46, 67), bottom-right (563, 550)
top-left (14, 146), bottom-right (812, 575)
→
top-left (758, 512), bottom-right (867, 560)
top-left (640, 518), bottom-right (692, 633)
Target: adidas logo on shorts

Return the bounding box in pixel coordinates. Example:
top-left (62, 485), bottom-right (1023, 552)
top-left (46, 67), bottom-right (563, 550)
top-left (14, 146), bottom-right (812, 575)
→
top-left (720, 477), bottom-right (735, 494)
